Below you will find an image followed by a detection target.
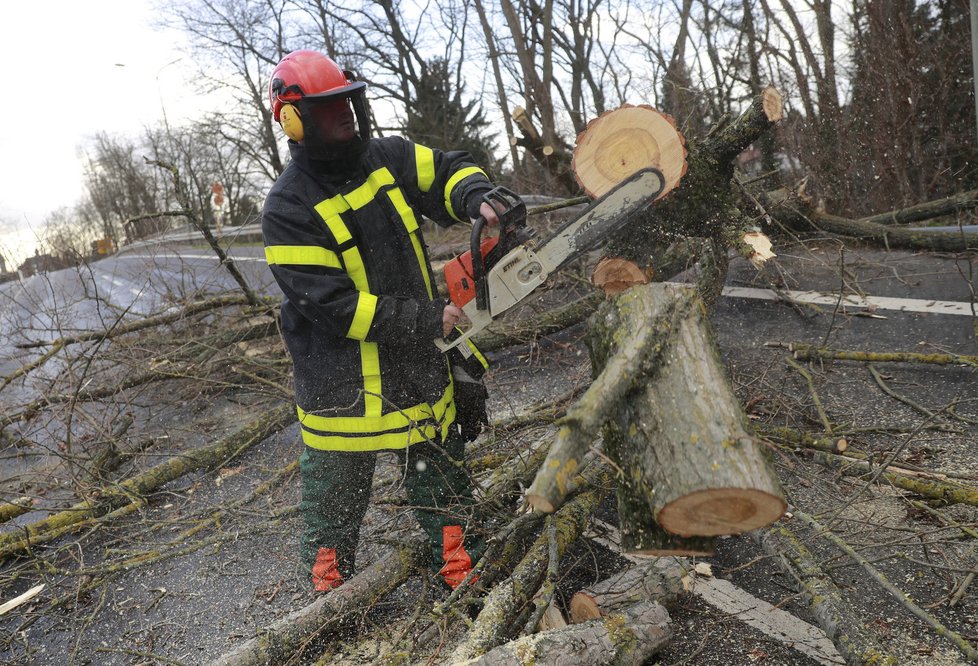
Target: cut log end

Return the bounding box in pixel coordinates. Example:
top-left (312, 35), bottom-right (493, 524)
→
top-left (657, 488), bottom-right (787, 536)
top-left (569, 593), bottom-right (602, 623)
top-left (742, 232), bottom-right (776, 268)
top-left (762, 86), bottom-right (784, 122)
top-left (591, 257), bottom-right (649, 295)
top-left (572, 105), bottom-right (687, 200)
top-left (524, 493), bottom-right (556, 514)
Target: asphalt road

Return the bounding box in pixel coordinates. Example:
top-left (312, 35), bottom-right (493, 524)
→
top-left (1, 232), bottom-right (977, 664)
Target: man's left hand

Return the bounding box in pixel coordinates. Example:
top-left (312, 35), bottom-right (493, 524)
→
top-left (473, 202), bottom-right (499, 227)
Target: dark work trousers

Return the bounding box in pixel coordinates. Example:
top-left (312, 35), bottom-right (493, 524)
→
top-left (298, 430), bottom-right (485, 579)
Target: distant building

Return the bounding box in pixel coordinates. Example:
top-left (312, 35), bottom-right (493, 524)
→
top-left (18, 252), bottom-right (61, 277)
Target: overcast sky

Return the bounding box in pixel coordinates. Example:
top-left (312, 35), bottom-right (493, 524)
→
top-left (0, 0), bottom-right (198, 266)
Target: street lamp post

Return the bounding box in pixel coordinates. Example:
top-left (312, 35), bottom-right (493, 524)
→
top-left (972, 0), bottom-right (978, 148)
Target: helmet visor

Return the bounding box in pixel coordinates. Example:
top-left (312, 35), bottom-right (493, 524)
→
top-left (297, 82), bottom-right (371, 147)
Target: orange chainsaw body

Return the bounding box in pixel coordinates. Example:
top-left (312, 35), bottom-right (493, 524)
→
top-left (445, 235), bottom-right (500, 307)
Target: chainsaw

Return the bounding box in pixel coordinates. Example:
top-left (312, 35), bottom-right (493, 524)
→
top-left (438, 166), bottom-right (666, 355)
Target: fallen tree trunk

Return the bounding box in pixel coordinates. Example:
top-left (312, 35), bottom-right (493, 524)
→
top-left (591, 284), bottom-right (784, 537)
top-left (789, 343), bottom-right (978, 368)
top-left (210, 538), bottom-right (425, 666)
top-left (528, 283), bottom-right (785, 537)
top-left (569, 558), bottom-right (686, 623)
top-left (856, 188), bottom-right (978, 226)
top-left (799, 447), bottom-right (978, 508)
top-left (13, 294), bottom-right (268, 350)
top-left (765, 189), bottom-right (978, 253)
top-left (472, 292), bottom-right (602, 353)
top-left (0, 497), bottom-right (34, 523)
top-left (0, 402), bottom-right (295, 561)
top-left (456, 601), bottom-right (672, 666)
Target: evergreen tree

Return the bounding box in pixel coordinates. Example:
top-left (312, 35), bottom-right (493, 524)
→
top-left (403, 58), bottom-right (499, 174)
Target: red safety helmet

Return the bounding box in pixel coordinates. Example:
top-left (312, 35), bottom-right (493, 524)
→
top-left (268, 50), bottom-right (371, 149)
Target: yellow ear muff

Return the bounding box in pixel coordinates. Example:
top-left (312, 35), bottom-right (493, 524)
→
top-left (280, 103), bottom-right (304, 142)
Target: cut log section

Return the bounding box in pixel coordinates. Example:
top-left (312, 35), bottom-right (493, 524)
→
top-left (591, 257), bottom-right (649, 295)
top-left (616, 486), bottom-right (716, 557)
top-left (589, 283), bottom-right (786, 537)
top-left (569, 558), bottom-right (686, 623)
top-left (572, 104), bottom-right (687, 200)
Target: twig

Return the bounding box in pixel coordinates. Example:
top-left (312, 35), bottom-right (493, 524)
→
top-left (795, 509), bottom-right (978, 663)
top-left (790, 343), bottom-right (978, 368)
top-left (785, 357), bottom-right (833, 434)
top-left (868, 365), bottom-right (961, 431)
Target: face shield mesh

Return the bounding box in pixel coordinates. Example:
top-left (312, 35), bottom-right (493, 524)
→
top-left (297, 86), bottom-right (372, 165)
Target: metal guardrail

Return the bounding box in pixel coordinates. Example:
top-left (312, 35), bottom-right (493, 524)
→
top-left (118, 223), bottom-right (264, 255)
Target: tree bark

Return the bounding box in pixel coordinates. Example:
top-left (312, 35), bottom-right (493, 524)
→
top-left (456, 601), bottom-right (671, 666)
top-left (754, 523), bottom-right (899, 665)
top-left (766, 189), bottom-right (978, 253)
top-left (472, 293), bottom-right (602, 353)
top-left (0, 497), bottom-right (34, 523)
top-left (789, 343), bottom-right (978, 368)
top-left (452, 461), bottom-right (614, 661)
top-left (855, 189), bottom-right (978, 226)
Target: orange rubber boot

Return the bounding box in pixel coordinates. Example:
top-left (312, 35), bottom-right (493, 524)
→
top-left (438, 525), bottom-right (477, 590)
top-left (311, 547), bottom-right (344, 591)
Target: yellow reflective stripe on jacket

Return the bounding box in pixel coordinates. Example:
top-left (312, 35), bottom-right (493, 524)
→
top-left (345, 168), bottom-right (395, 209)
top-left (315, 197), bottom-right (352, 241)
top-left (444, 166), bottom-right (487, 222)
top-left (296, 382), bottom-right (455, 451)
top-left (304, 165), bottom-right (463, 446)
top-left (264, 245), bottom-right (342, 268)
top-left (301, 423), bottom-right (436, 451)
top-left (387, 187), bottom-right (433, 299)
top-left (313, 190), bottom-right (383, 417)
top-left (348, 292), bottom-right (377, 340)
top-left (415, 144), bottom-right (435, 192)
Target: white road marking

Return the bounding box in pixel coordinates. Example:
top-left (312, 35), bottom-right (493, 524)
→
top-left (93, 269), bottom-right (145, 299)
top-left (587, 519), bottom-right (845, 665)
top-left (679, 284), bottom-right (975, 317)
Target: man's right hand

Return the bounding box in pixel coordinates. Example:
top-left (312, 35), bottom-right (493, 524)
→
top-left (442, 303), bottom-right (463, 337)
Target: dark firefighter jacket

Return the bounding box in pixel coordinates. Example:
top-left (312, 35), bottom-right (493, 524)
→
top-left (262, 137), bottom-right (491, 452)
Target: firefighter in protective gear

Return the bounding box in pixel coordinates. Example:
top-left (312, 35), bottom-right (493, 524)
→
top-left (262, 50), bottom-right (497, 592)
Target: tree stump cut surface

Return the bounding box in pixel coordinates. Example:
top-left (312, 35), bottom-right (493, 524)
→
top-left (572, 104), bottom-right (687, 200)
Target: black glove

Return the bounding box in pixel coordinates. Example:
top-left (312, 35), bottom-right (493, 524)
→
top-left (452, 364), bottom-right (489, 442)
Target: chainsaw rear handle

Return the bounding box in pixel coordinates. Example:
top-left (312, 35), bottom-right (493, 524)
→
top-left (469, 187), bottom-right (527, 310)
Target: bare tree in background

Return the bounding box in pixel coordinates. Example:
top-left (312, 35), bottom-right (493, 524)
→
top-left (159, 0), bottom-right (300, 180)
